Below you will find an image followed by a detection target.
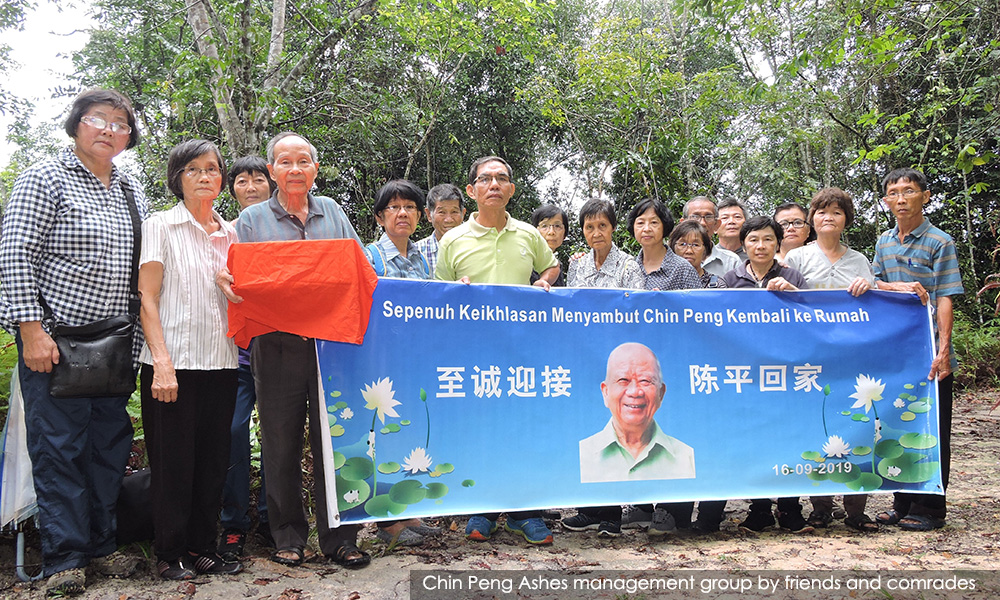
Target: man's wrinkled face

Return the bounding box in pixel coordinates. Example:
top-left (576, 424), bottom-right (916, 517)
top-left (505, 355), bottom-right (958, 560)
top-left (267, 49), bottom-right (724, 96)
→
top-left (602, 344), bottom-right (664, 436)
top-left (268, 136), bottom-right (317, 196)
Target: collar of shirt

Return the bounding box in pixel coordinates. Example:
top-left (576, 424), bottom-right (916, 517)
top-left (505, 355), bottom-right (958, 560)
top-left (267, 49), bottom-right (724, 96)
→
top-left (376, 232), bottom-right (417, 261)
top-left (58, 147), bottom-right (123, 190)
top-left (636, 244), bottom-right (677, 275)
top-left (890, 217), bottom-right (931, 243)
top-left (160, 202), bottom-right (232, 236)
top-left (466, 212), bottom-right (517, 237)
top-left (593, 418), bottom-right (673, 466)
top-left (267, 192), bottom-right (323, 224)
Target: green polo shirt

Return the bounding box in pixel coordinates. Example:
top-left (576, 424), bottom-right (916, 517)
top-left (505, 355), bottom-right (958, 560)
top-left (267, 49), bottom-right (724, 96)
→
top-left (435, 212), bottom-right (558, 284)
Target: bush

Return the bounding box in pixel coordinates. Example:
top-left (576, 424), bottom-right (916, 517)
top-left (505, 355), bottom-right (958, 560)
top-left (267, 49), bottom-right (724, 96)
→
top-left (952, 314), bottom-right (1000, 390)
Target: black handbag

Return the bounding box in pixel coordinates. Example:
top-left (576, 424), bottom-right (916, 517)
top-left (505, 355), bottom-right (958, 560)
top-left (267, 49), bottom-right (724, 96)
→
top-left (46, 181), bottom-right (142, 398)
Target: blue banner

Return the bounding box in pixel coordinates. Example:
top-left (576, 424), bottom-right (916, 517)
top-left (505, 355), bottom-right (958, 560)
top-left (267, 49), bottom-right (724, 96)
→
top-left (316, 279), bottom-right (940, 525)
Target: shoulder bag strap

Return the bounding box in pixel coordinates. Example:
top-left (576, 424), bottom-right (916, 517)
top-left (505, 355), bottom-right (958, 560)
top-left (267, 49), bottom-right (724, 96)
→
top-left (120, 179), bottom-right (142, 317)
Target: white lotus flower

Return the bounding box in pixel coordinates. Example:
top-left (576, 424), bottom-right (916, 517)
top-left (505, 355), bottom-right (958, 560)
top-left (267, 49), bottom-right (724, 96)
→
top-left (849, 374), bottom-right (885, 414)
top-left (822, 435), bottom-right (851, 458)
top-left (402, 447), bottom-right (433, 474)
top-left (343, 489), bottom-right (360, 503)
top-left (340, 407), bottom-right (354, 420)
top-left (894, 398), bottom-right (905, 409)
top-left (361, 377), bottom-right (401, 424)
top-left (887, 466), bottom-right (901, 477)
top-left (366, 430), bottom-right (376, 459)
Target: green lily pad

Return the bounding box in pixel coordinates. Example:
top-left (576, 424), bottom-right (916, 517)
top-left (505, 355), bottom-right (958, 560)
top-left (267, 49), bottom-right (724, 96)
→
top-left (851, 414), bottom-right (870, 422)
top-left (899, 432), bottom-right (937, 450)
top-left (461, 479), bottom-right (475, 487)
top-left (378, 462), bottom-right (400, 474)
top-left (878, 452), bottom-right (938, 483)
top-left (340, 457), bottom-right (374, 481)
top-left (436, 463), bottom-right (454, 474)
top-left (908, 401), bottom-right (931, 414)
top-left (904, 383), bottom-right (915, 389)
top-left (389, 480), bottom-right (427, 504)
top-left (326, 403), bottom-right (337, 413)
top-left (844, 472), bottom-right (883, 491)
top-left (379, 423), bottom-right (402, 434)
top-left (333, 451), bottom-right (346, 469)
top-left (330, 424), bottom-right (345, 437)
top-left (900, 411), bottom-right (916, 421)
top-left (875, 439), bottom-right (904, 459)
top-left (807, 471), bottom-right (828, 482)
top-left (840, 410), bottom-right (852, 416)
top-left (919, 381), bottom-right (928, 386)
top-left (425, 482), bottom-right (448, 499)
top-left (335, 476), bottom-right (370, 511)
top-left (400, 420), bottom-right (411, 426)
top-left (828, 465), bottom-right (862, 484)
top-left (852, 446), bottom-right (872, 456)
top-left (801, 451), bottom-right (823, 461)
top-left (364, 494), bottom-right (407, 517)
top-left (328, 414), bottom-right (338, 426)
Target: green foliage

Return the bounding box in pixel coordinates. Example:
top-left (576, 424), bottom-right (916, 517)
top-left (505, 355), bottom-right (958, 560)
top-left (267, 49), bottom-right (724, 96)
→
top-left (952, 313), bottom-right (1000, 389)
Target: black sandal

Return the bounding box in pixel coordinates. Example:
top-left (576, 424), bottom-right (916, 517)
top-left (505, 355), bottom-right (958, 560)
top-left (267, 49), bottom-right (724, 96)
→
top-left (844, 513), bottom-right (880, 533)
top-left (875, 509), bottom-right (902, 525)
top-left (331, 543), bottom-right (370, 569)
top-left (270, 546), bottom-right (304, 567)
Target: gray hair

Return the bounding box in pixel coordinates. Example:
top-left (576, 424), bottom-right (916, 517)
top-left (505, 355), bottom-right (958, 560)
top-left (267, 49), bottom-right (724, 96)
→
top-left (266, 131), bottom-right (318, 164)
top-left (683, 196), bottom-right (718, 218)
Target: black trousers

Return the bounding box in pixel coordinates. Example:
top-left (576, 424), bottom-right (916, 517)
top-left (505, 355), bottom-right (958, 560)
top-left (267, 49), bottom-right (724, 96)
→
top-left (252, 332), bottom-right (360, 554)
top-left (141, 366), bottom-right (237, 561)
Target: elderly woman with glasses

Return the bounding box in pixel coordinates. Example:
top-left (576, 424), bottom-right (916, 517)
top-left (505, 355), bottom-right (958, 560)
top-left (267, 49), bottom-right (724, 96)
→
top-left (0, 89), bottom-right (148, 595)
top-left (138, 140), bottom-right (241, 580)
top-left (530, 204), bottom-right (568, 287)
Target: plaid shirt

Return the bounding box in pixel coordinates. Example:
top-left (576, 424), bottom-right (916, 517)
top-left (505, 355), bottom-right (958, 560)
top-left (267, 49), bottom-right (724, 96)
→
top-left (1, 148), bottom-right (149, 357)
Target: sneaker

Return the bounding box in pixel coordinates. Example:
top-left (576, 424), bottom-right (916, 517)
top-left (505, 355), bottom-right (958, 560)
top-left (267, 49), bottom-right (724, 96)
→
top-left (739, 510), bottom-right (775, 532)
top-left (561, 512), bottom-right (602, 531)
top-left (157, 558), bottom-right (196, 581)
top-left (46, 567), bottom-right (86, 596)
top-left (376, 526), bottom-right (425, 546)
top-left (505, 517), bottom-right (554, 545)
top-left (407, 522), bottom-right (443, 537)
top-left (89, 550), bottom-right (140, 578)
top-left (597, 520), bottom-right (622, 538)
top-left (465, 516), bottom-right (498, 541)
top-left (217, 528), bottom-right (247, 562)
top-left (647, 507), bottom-right (676, 537)
top-left (621, 505), bottom-right (653, 529)
top-left (777, 511), bottom-right (815, 534)
top-left (191, 552), bottom-right (243, 575)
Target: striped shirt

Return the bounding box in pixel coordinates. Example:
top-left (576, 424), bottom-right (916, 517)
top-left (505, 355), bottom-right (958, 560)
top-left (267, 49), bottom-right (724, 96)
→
top-left (139, 203), bottom-right (238, 370)
top-left (873, 218), bottom-right (963, 365)
top-left (0, 148), bottom-right (149, 360)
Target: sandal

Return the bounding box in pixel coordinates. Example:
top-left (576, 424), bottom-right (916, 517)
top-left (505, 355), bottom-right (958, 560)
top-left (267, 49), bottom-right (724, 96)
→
top-left (806, 510), bottom-right (833, 529)
top-left (898, 514), bottom-right (946, 531)
top-left (844, 513), bottom-right (879, 533)
top-left (875, 509), bottom-right (902, 525)
top-left (270, 546), bottom-right (304, 567)
top-left (331, 543), bottom-right (371, 569)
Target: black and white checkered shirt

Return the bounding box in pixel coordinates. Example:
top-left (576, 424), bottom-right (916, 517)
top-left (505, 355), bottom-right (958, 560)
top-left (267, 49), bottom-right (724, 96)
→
top-left (0, 147), bottom-right (149, 358)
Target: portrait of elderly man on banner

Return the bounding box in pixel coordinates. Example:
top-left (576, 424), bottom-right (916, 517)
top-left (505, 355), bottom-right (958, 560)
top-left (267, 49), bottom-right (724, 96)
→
top-left (579, 342), bottom-right (696, 483)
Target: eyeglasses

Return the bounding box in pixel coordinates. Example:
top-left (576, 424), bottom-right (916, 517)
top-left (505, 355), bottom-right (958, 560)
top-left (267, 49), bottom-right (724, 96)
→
top-left (686, 214), bottom-right (717, 224)
top-left (537, 223), bottom-right (564, 232)
top-left (778, 219), bottom-right (807, 229)
top-left (80, 115), bottom-right (132, 135)
top-left (384, 204), bottom-right (419, 214)
top-left (675, 242), bottom-right (703, 249)
top-left (885, 189), bottom-right (922, 200)
top-left (183, 166), bottom-right (222, 178)
top-left (474, 174), bottom-right (511, 186)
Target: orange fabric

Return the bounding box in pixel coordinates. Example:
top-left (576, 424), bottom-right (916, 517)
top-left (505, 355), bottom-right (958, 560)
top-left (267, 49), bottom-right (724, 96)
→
top-left (227, 239), bottom-right (378, 348)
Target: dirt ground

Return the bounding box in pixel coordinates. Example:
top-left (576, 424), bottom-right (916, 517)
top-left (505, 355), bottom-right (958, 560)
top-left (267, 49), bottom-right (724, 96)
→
top-left (2, 389), bottom-right (998, 600)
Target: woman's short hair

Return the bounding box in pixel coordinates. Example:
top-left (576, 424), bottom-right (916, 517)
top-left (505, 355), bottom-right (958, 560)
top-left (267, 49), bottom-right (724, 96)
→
top-left (228, 156), bottom-right (276, 198)
top-left (64, 88), bottom-right (140, 149)
top-left (531, 203), bottom-right (568, 230)
top-left (626, 198), bottom-right (675, 239)
top-left (668, 219), bottom-right (713, 254)
top-left (807, 187), bottom-right (856, 228)
top-left (374, 180), bottom-right (425, 215)
top-left (773, 201), bottom-right (816, 244)
top-left (578, 198), bottom-right (617, 230)
top-left (739, 215), bottom-right (783, 244)
top-left (166, 140), bottom-right (227, 201)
